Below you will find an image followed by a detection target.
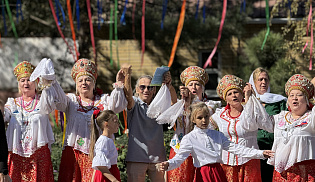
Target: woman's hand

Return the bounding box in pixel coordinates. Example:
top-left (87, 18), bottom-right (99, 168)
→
top-left (262, 150), bottom-right (274, 158)
top-left (243, 83), bottom-right (254, 103)
top-left (163, 71), bottom-right (172, 87)
top-left (116, 64), bottom-right (132, 84)
top-left (156, 161), bottom-right (169, 173)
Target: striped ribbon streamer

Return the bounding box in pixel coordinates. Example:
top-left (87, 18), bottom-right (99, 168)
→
top-left (110, 5), bottom-right (113, 67)
top-left (202, 1), bottom-right (206, 23)
top-left (97, 0), bottom-right (102, 29)
top-left (120, 0), bottom-right (128, 25)
top-left (168, 0), bottom-right (186, 67)
top-left (49, 0), bottom-right (76, 61)
top-left (195, 0), bottom-right (200, 19)
top-left (161, 0), bottom-right (168, 29)
top-left (86, 0), bottom-right (96, 62)
top-left (115, 0), bottom-right (120, 69)
top-left (141, 0), bottom-right (146, 67)
top-left (203, 0), bottom-right (227, 68)
top-left (76, 0), bottom-right (80, 30)
top-left (261, 0), bottom-right (270, 50)
top-left (1, 0), bottom-right (7, 35)
top-left (67, 0), bottom-right (79, 60)
top-left (132, 1), bottom-right (136, 40)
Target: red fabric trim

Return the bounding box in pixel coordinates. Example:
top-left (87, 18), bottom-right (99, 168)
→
top-left (93, 165), bottom-right (121, 182)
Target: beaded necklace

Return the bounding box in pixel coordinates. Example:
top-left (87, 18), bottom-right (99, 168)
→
top-left (77, 95), bottom-right (95, 112)
top-left (284, 112), bottom-right (309, 124)
top-left (21, 94), bottom-right (38, 112)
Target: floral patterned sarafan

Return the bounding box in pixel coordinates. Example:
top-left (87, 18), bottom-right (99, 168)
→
top-left (285, 74), bottom-right (314, 99)
top-left (71, 58), bottom-right (97, 82)
top-left (180, 66), bottom-right (209, 86)
top-left (216, 75), bottom-right (246, 100)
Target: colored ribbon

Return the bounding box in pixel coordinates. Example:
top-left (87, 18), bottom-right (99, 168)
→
top-left (120, 0), bottom-right (128, 25)
top-left (62, 112), bottom-right (67, 146)
top-left (5, 0), bottom-right (18, 38)
top-left (67, 0), bottom-right (79, 60)
top-left (16, 0), bottom-right (23, 23)
top-left (161, 0), bottom-right (168, 29)
top-left (49, 113), bottom-right (57, 127)
top-left (55, 0), bottom-right (66, 29)
top-left (1, 0), bottom-right (7, 36)
top-left (97, 0), bottom-right (102, 29)
top-left (203, 0), bottom-right (227, 68)
top-left (76, 0), bottom-right (80, 30)
top-left (60, 111), bottom-right (64, 132)
top-left (195, 0), bottom-right (200, 19)
top-left (202, 1), bottom-right (206, 23)
top-left (123, 110), bottom-right (128, 136)
top-left (302, 1), bottom-right (312, 54)
top-left (86, 0), bottom-right (96, 62)
top-left (240, 0), bottom-right (246, 13)
top-left (261, 0), bottom-right (270, 50)
top-left (132, 1), bottom-right (136, 40)
top-left (115, 0), bottom-right (120, 69)
top-left (55, 110), bottom-right (59, 127)
top-left (168, 0), bottom-right (186, 67)
top-left (110, 5), bottom-right (113, 67)
top-left (49, 0), bottom-right (76, 61)
top-left (141, 0), bottom-right (146, 67)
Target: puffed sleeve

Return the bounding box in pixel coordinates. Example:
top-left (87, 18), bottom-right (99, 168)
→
top-left (105, 84), bottom-right (127, 114)
top-left (0, 111), bottom-right (8, 175)
top-left (156, 99), bottom-right (185, 129)
top-left (3, 98), bottom-right (14, 123)
top-left (92, 139), bottom-right (112, 170)
top-left (39, 80), bottom-right (69, 114)
top-left (220, 131), bottom-right (265, 159)
top-left (242, 95), bottom-right (274, 132)
top-left (167, 135), bottom-right (193, 171)
top-left (147, 85), bottom-right (172, 118)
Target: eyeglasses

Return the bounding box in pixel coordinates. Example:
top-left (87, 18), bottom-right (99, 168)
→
top-left (139, 85), bottom-right (155, 91)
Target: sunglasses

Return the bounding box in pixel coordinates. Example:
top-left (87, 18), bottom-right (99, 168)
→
top-left (139, 85), bottom-right (155, 91)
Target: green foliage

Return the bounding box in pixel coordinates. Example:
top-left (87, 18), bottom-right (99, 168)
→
top-left (51, 125), bottom-right (63, 181)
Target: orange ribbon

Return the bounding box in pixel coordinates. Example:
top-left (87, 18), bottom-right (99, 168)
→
top-left (67, 0), bottom-right (79, 60)
top-left (123, 110), bottom-right (128, 136)
top-left (168, 0), bottom-right (186, 68)
top-left (55, 110), bottom-right (59, 127)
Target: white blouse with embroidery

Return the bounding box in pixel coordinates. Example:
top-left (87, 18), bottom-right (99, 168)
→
top-left (210, 96), bottom-right (274, 166)
top-left (92, 135), bottom-right (118, 170)
top-left (41, 81), bottom-right (127, 154)
top-left (4, 95), bottom-right (55, 157)
top-left (167, 126), bottom-right (265, 171)
top-left (267, 108), bottom-right (315, 173)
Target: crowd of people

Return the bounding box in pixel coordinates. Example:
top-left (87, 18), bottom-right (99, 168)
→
top-left (0, 58), bottom-right (314, 182)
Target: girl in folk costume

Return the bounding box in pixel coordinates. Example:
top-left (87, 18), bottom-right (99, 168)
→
top-left (27, 58), bottom-right (129, 182)
top-left (90, 110), bottom-right (121, 182)
top-left (152, 66), bottom-right (220, 182)
top-left (267, 74), bottom-right (315, 181)
top-left (156, 102), bottom-right (274, 182)
top-left (4, 61), bottom-right (54, 181)
top-left (210, 75), bottom-right (274, 182)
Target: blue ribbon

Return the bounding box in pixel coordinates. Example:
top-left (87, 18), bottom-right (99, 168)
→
top-left (287, 0), bottom-right (292, 17)
top-left (55, 0), bottom-right (66, 29)
top-left (97, 0), bottom-right (104, 29)
top-left (16, 0), bottom-right (23, 23)
top-left (54, 0), bottom-right (60, 26)
top-left (161, 0), bottom-right (168, 29)
top-left (1, 0), bottom-right (7, 35)
top-left (240, 0), bottom-right (246, 13)
top-left (120, 0), bottom-right (128, 25)
top-left (195, 0), bottom-right (200, 19)
top-left (202, 3), bottom-right (206, 23)
top-left (76, 0), bottom-right (80, 30)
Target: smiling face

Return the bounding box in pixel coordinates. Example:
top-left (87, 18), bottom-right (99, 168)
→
top-left (187, 80), bottom-right (203, 99)
top-left (288, 89), bottom-right (308, 114)
top-left (136, 77), bottom-right (156, 104)
top-left (76, 75), bottom-right (94, 96)
top-left (18, 77), bottom-right (36, 96)
top-left (254, 72), bottom-right (270, 95)
top-left (192, 109), bottom-right (210, 129)
top-left (225, 88), bottom-right (243, 107)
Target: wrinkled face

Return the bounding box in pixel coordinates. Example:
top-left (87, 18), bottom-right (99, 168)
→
top-left (225, 88), bottom-right (243, 107)
top-left (76, 75), bottom-right (94, 95)
top-left (187, 81), bottom-right (203, 97)
top-left (254, 72), bottom-right (269, 95)
top-left (19, 77), bottom-right (36, 95)
top-left (136, 78), bottom-right (156, 104)
top-left (193, 109), bottom-right (210, 129)
top-left (288, 89), bottom-right (308, 112)
top-left (106, 115), bottom-right (120, 134)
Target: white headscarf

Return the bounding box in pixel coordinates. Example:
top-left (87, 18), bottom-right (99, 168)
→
top-left (249, 71), bottom-right (287, 104)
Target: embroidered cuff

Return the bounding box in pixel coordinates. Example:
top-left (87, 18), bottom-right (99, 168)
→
top-left (112, 81), bottom-right (124, 89)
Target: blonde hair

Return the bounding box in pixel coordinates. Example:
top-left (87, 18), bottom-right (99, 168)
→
top-left (188, 102), bottom-right (210, 131)
top-left (253, 67), bottom-right (269, 82)
top-left (89, 110), bottom-right (116, 160)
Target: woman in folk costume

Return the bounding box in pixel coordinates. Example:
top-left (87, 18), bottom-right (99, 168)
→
top-left (267, 74), bottom-right (315, 181)
top-left (4, 61), bottom-right (54, 181)
top-left (209, 75), bottom-right (274, 182)
top-left (154, 66), bottom-right (221, 182)
top-left (248, 67), bottom-right (287, 181)
top-left (26, 58), bottom-right (129, 182)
